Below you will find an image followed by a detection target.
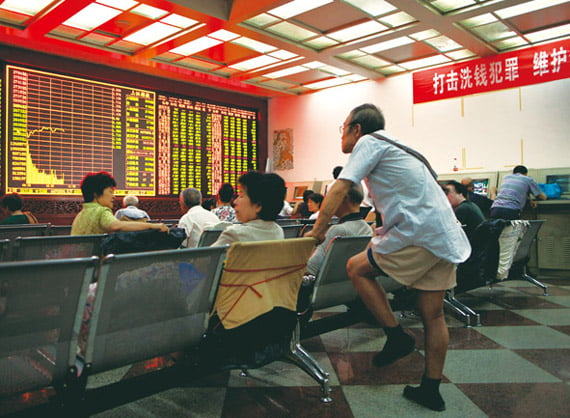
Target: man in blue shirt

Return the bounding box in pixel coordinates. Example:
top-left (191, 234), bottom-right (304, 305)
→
top-left (490, 166), bottom-right (546, 220)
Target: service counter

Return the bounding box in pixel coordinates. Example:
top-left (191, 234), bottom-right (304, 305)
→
top-left (525, 200), bottom-right (570, 270)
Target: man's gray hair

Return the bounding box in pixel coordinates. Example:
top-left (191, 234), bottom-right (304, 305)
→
top-left (181, 188), bottom-right (202, 208)
top-left (123, 195), bottom-right (139, 207)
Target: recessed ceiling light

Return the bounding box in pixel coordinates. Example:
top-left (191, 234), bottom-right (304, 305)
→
top-left (131, 4), bottom-right (168, 19)
top-left (124, 22), bottom-right (180, 45)
top-left (169, 37), bottom-right (222, 56)
top-left (268, 49), bottom-right (298, 60)
top-left (496, 0), bottom-right (569, 19)
top-left (161, 14), bottom-right (198, 29)
top-left (492, 37), bottom-right (529, 50)
top-left (266, 21), bottom-right (318, 42)
top-left (304, 36), bottom-right (338, 49)
top-left (96, 0), bottom-right (137, 10)
top-left (209, 29), bottom-right (240, 41)
top-left (378, 11), bottom-right (416, 27)
top-left (459, 13), bottom-right (497, 28)
top-left (445, 49), bottom-right (476, 60)
top-left (229, 55), bottom-right (280, 71)
top-left (399, 55), bottom-right (451, 70)
top-left (328, 21), bottom-right (387, 43)
top-left (409, 29), bottom-right (441, 41)
top-left (424, 35), bottom-right (462, 52)
top-left (525, 23), bottom-right (570, 42)
top-left (303, 61), bottom-right (326, 69)
top-left (304, 77), bottom-right (351, 90)
top-left (264, 66), bottom-right (308, 79)
top-left (232, 37), bottom-right (277, 53)
top-left (267, 0), bottom-right (333, 19)
top-left (429, 0), bottom-right (476, 13)
top-left (343, 0), bottom-right (396, 17)
top-left (470, 21), bottom-right (516, 42)
top-left (63, 3), bottom-right (122, 30)
top-left (377, 65), bottom-right (405, 76)
top-left (352, 55), bottom-right (391, 68)
top-left (360, 37), bottom-right (413, 54)
top-left (318, 65), bottom-right (350, 76)
top-left (244, 13), bottom-right (280, 27)
top-left (0, 0), bottom-right (56, 15)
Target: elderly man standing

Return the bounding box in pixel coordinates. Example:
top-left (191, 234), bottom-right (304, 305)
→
top-left (307, 103), bottom-right (470, 411)
top-left (178, 187), bottom-right (220, 248)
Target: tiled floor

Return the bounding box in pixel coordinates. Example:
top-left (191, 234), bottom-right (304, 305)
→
top-left (3, 275), bottom-right (570, 417)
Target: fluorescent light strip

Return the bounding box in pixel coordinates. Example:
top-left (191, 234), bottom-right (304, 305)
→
top-left (360, 37), bottom-right (413, 54)
top-left (264, 66), bottom-right (308, 79)
top-left (232, 37), bottom-right (277, 53)
top-left (496, 0), bottom-right (569, 19)
top-left (525, 23), bottom-right (570, 42)
top-left (63, 3), bottom-right (122, 30)
top-left (161, 14), bottom-right (198, 29)
top-left (328, 21), bottom-right (387, 42)
top-left (209, 29), bottom-right (240, 41)
top-left (229, 55), bottom-right (280, 71)
top-left (170, 37), bottom-right (222, 56)
top-left (0, 0), bottom-right (58, 15)
top-left (124, 22), bottom-right (180, 45)
top-left (131, 4), bottom-right (168, 19)
top-left (399, 55), bottom-right (450, 70)
top-left (268, 0), bottom-right (333, 19)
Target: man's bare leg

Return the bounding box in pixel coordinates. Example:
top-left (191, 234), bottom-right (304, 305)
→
top-left (347, 250), bottom-right (415, 367)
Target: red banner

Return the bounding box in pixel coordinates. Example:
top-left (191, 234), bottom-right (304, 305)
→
top-left (413, 39), bottom-right (570, 104)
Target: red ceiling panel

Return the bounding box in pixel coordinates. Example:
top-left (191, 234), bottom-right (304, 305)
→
top-left (96, 11), bottom-right (154, 38)
top-left (194, 42), bottom-right (259, 65)
top-left (377, 42), bottom-right (437, 63)
top-left (293, 2), bottom-right (365, 33)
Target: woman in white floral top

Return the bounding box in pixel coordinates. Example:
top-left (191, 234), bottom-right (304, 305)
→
top-left (212, 182), bottom-right (237, 223)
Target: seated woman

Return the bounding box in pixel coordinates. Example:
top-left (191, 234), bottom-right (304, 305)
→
top-left (307, 192), bottom-right (324, 221)
top-left (211, 171), bottom-right (285, 246)
top-left (71, 171), bottom-right (168, 235)
top-left (212, 183), bottom-right (237, 222)
top-left (1, 193), bottom-right (38, 224)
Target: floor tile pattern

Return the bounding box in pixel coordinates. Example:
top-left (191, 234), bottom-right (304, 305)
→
top-left (3, 275), bottom-right (569, 417)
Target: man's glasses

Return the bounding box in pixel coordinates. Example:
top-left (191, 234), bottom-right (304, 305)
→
top-left (338, 123), bottom-right (354, 134)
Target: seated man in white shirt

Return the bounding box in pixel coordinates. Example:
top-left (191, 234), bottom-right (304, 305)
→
top-left (114, 195), bottom-right (150, 222)
top-left (178, 187), bottom-right (220, 248)
top-left (306, 183), bottom-right (372, 276)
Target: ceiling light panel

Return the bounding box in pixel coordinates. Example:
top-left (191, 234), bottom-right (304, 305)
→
top-left (304, 36), bottom-right (338, 49)
top-left (0, 0), bottom-right (56, 15)
top-left (268, 49), bottom-right (298, 60)
top-left (469, 21), bottom-right (516, 41)
top-left (266, 21), bottom-right (318, 41)
top-left (131, 4), bottom-right (168, 19)
top-left (424, 35), bottom-right (462, 52)
top-left (360, 37), bottom-right (414, 54)
top-left (244, 13), bottom-right (280, 27)
top-left (318, 65), bottom-right (350, 76)
top-left (96, 0), bottom-right (138, 10)
top-left (229, 55), bottom-right (280, 71)
top-left (209, 29), bottom-right (240, 41)
top-left (459, 13), bottom-right (497, 28)
top-left (169, 37), bottom-right (222, 56)
top-left (343, 0), bottom-right (397, 17)
top-left (492, 36), bottom-right (528, 50)
top-left (264, 66), bottom-right (308, 79)
top-left (344, 74), bottom-right (367, 82)
top-left (232, 37), bottom-right (276, 53)
top-left (161, 14), bottom-right (198, 28)
top-left (427, 0), bottom-right (477, 13)
top-left (328, 20), bottom-right (387, 42)
top-left (378, 12), bottom-right (416, 27)
top-left (124, 22), bottom-right (180, 45)
top-left (495, 0), bottom-right (569, 19)
top-left (351, 55), bottom-right (391, 68)
top-left (445, 49), bottom-right (476, 59)
top-left (303, 61), bottom-right (326, 69)
top-left (525, 22), bottom-right (570, 42)
top-left (63, 3), bottom-right (123, 30)
top-left (399, 54), bottom-right (450, 70)
top-left (409, 29), bottom-right (441, 41)
top-left (268, 0), bottom-right (334, 19)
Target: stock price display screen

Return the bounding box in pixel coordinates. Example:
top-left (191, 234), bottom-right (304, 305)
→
top-left (4, 65), bottom-right (259, 196)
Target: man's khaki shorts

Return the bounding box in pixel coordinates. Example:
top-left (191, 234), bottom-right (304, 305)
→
top-left (367, 246), bottom-right (456, 291)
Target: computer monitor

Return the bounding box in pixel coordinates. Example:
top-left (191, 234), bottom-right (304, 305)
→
top-left (472, 179), bottom-right (489, 196)
top-left (293, 186), bottom-right (308, 200)
top-left (546, 174), bottom-right (569, 199)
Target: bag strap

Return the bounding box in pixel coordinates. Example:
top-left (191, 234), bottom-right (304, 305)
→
top-left (369, 132), bottom-right (438, 180)
top-left (23, 211), bottom-right (39, 224)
